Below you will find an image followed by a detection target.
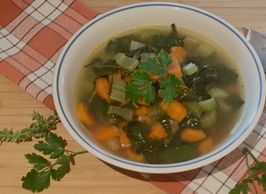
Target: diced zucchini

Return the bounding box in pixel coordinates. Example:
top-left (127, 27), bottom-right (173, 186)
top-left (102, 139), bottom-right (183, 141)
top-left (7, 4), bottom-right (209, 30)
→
top-left (207, 87), bottom-right (229, 99)
top-left (182, 63), bottom-right (199, 76)
top-left (130, 40), bottom-right (146, 50)
top-left (200, 111), bottom-right (217, 128)
top-left (199, 97), bottom-right (216, 112)
top-left (115, 53), bottom-right (139, 71)
top-left (184, 37), bottom-right (200, 50)
top-left (194, 43), bottom-right (214, 58)
top-left (183, 101), bottom-right (202, 118)
top-left (107, 105), bottom-right (133, 121)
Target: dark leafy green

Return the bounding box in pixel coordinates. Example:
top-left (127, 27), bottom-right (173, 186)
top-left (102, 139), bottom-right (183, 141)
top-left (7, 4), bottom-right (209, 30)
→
top-left (88, 92), bottom-right (108, 120)
top-left (225, 96), bottom-right (244, 109)
top-left (148, 24), bottom-right (185, 52)
top-left (215, 66), bottom-right (238, 85)
top-left (179, 114), bottom-right (201, 129)
top-left (106, 35), bottom-right (138, 53)
top-left (90, 58), bottom-right (119, 77)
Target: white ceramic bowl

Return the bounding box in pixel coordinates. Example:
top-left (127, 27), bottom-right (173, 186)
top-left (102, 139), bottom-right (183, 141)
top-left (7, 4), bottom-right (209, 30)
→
top-left (53, 2), bottom-right (265, 173)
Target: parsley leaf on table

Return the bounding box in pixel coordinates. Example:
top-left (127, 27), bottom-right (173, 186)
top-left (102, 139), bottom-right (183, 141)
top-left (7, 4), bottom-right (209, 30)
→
top-left (0, 111), bottom-right (60, 144)
top-left (229, 148), bottom-right (266, 194)
top-left (21, 132), bottom-right (87, 193)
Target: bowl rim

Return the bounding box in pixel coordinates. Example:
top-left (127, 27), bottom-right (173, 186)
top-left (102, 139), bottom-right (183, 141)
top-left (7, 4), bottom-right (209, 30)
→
top-left (53, 2), bottom-right (265, 173)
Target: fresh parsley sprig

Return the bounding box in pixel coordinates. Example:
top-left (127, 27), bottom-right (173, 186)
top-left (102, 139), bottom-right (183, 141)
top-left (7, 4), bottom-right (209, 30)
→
top-left (22, 132), bottom-right (87, 193)
top-left (0, 111), bottom-right (60, 144)
top-left (125, 49), bottom-right (182, 104)
top-left (230, 148), bottom-right (266, 194)
top-left (0, 112), bottom-right (88, 193)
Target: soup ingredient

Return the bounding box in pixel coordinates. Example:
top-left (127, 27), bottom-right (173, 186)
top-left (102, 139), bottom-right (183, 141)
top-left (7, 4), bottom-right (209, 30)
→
top-left (194, 43), bottom-right (214, 58)
top-left (125, 49), bottom-right (182, 104)
top-left (76, 103), bottom-right (94, 126)
top-left (92, 126), bottom-right (120, 141)
top-left (115, 53), bottom-right (139, 71)
top-left (125, 149), bottom-right (145, 162)
top-left (148, 123), bottom-right (168, 140)
top-left (107, 105), bottom-right (134, 121)
top-left (148, 23), bottom-right (184, 52)
top-left (198, 137), bottom-right (214, 155)
top-left (200, 110), bottom-right (217, 128)
top-left (182, 62), bottom-right (199, 76)
top-left (110, 77), bottom-right (126, 103)
top-left (229, 148), bottom-right (266, 194)
top-left (95, 77), bottom-right (111, 103)
top-left (88, 92), bottom-right (108, 119)
top-left (90, 58), bottom-right (119, 77)
top-left (167, 58), bottom-right (183, 78)
top-left (170, 46), bottom-right (188, 63)
top-left (160, 100), bottom-right (187, 122)
top-left (135, 106), bottom-right (148, 116)
top-left (180, 128), bottom-right (206, 143)
top-left (119, 129), bottom-right (131, 148)
top-left (199, 97), bottom-right (217, 112)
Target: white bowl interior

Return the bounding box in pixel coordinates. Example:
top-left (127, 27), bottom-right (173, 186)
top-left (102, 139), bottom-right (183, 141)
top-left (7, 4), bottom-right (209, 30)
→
top-left (54, 3), bottom-right (265, 173)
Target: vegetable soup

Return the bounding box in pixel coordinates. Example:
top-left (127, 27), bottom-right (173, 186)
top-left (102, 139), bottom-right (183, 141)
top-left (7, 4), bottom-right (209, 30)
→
top-left (75, 24), bottom-right (244, 164)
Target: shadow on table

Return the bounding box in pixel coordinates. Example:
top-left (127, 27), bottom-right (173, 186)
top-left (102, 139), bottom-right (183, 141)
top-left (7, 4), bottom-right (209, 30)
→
top-left (103, 121), bottom-right (264, 185)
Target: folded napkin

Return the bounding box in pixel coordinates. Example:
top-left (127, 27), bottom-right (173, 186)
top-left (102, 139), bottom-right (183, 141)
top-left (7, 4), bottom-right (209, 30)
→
top-left (0, 1), bottom-right (265, 193)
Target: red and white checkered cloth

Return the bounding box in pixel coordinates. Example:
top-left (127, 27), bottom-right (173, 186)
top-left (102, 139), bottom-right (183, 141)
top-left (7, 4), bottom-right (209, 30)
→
top-left (0, 1), bottom-right (265, 193)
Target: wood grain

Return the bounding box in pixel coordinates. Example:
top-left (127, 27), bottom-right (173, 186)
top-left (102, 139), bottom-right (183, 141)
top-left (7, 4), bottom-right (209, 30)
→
top-left (0, 0), bottom-right (265, 194)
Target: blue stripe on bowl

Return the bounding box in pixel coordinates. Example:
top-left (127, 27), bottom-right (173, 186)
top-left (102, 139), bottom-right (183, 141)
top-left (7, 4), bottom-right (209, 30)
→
top-left (56, 3), bottom-right (263, 169)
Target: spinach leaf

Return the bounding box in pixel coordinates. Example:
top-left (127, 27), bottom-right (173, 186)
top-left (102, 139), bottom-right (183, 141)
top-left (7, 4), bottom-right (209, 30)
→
top-left (179, 114), bottom-right (201, 129)
top-left (148, 24), bottom-right (184, 52)
top-left (144, 144), bottom-right (197, 164)
top-left (225, 96), bottom-right (244, 109)
top-left (88, 92), bottom-right (108, 120)
top-left (91, 58), bottom-right (119, 77)
top-left (215, 67), bottom-right (238, 85)
top-left (106, 35), bottom-right (138, 53)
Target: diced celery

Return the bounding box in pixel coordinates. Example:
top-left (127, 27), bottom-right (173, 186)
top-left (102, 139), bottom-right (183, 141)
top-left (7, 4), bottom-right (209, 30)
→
top-left (130, 40), bottom-right (146, 50)
top-left (182, 63), bottom-right (199, 76)
top-left (115, 53), bottom-right (139, 71)
top-left (110, 77), bottom-right (126, 103)
top-left (140, 53), bottom-right (156, 63)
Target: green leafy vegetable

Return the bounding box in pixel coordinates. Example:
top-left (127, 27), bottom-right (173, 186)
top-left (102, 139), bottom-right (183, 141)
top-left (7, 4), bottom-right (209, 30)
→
top-left (0, 112), bottom-right (88, 193)
top-left (125, 49), bottom-right (182, 104)
top-left (229, 148), bottom-right (266, 194)
top-left (0, 112), bottom-right (59, 144)
top-left (125, 71), bottom-right (155, 103)
top-left (159, 74), bottom-right (182, 103)
top-left (125, 83), bottom-right (142, 102)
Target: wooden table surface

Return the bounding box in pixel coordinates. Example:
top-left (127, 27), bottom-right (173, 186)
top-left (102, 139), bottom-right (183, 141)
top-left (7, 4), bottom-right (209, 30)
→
top-left (0, 1), bottom-right (266, 194)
